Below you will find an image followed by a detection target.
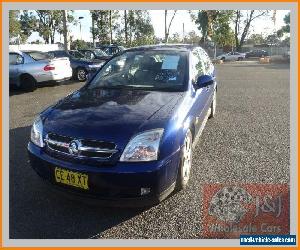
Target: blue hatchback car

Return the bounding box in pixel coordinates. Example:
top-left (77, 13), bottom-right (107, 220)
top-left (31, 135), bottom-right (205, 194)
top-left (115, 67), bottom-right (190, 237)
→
top-left (28, 45), bottom-right (217, 206)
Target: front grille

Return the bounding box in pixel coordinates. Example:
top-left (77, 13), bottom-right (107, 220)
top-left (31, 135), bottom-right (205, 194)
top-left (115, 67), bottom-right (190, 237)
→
top-left (45, 133), bottom-right (118, 160)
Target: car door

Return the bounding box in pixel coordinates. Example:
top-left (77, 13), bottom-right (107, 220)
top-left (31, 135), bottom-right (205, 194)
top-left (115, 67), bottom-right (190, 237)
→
top-left (190, 49), bottom-right (214, 136)
top-left (9, 52), bottom-right (24, 86)
top-left (227, 52), bottom-right (235, 61)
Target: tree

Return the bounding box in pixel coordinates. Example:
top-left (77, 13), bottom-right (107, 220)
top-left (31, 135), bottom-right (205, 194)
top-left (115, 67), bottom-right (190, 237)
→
top-left (277, 12), bottom-right (290, 37)
top-left (115, 10), bottom-right (155, 47)
top-left (195, 10), bottom-right (234, 46)
top-left (184, 31), bottom-right (201, 45)
top-left (164, 10), bottom-right (177, 43)
top-left (19, 11), bottom-right (37, 43)
top-left (91, 10), bottom-right (119, 45)
top-left (9, 10), bottom-right (21, 43)
top-left (9, 10), bottom-right (36, 44)
top-left (211, 11), bottom-right (234, 47)
top-left (70, 39), bottom-right (89, 50)
top-left (34, 10), bottom-right (75, 44)
top-left (246, 33), bottom-right (265, 45)
top-left (168, 32), bottom-right (181, 43)
top-left (233, 10), bottom-right (269, 51)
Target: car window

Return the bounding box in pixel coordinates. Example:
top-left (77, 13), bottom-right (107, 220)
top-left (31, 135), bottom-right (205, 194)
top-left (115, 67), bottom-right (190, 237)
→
top-left (26, 51), bottom-right (50, 61)
top-left (199, 49), bottom-right (213, 74)
top-left (191, 50), bottom-right (205, 81)
top-left (110, 47), bottom-right (119, 55)
top-left (88, 50), bottom-right (188, 91)
top-left (9, 53), bottom-right (23, 65)
top-left (94, 49), bottom-right (108, 57)
top-left (84, 51), bottom-right (95, 59)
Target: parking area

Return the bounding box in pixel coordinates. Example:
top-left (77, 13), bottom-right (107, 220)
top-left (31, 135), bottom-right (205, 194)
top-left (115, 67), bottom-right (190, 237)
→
top-left (9, 62), bottom-right (290, 239)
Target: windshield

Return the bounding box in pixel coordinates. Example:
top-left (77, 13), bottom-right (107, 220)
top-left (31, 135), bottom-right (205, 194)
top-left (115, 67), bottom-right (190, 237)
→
top-left (94, 49), bottom-right (108, 57)
top-left (88, 50), bottom-right (188, 91)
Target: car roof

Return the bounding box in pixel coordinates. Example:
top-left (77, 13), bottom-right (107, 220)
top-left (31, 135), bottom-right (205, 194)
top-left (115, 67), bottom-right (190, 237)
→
top-left (125, 44), bottom-right (197, 52)
top-left (21, 50), bottom-right (45, 53)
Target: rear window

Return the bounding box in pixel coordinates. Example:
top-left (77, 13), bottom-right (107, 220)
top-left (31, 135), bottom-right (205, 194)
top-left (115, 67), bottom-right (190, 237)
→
top-left (26, 51), bottom-right (50, 61)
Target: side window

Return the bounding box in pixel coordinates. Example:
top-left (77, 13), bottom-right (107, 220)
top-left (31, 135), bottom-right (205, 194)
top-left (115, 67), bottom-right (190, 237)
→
top-left (9, 53), bottom-right (23, 65)
top-left (111, 47), bottom-right (118, 55)
top-left (85, 51), bottom-right (94, 59)
top-left (191, 51), bottom-right (205, 82)
top-left (98, 55), bottom-right (126, 78)
top-left (199, 49), bottom-right (213, 74)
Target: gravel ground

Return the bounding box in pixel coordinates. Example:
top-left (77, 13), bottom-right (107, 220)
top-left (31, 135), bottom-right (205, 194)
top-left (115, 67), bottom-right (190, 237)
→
top-left (9, 62), bottom-right (290, 239)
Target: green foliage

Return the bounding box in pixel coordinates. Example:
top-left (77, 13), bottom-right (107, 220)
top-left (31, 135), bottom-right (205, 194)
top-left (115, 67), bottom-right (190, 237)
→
top-left (9, 10), bottom-right (21, 43)
top-left (277, 12), bottom-right (290, 37)
top-left (195, 10), bottom-right (234, 46)
top-left (34, 10), bottom-right (75, 44)
top-left (246, 34), bottom-right (265, 45)
top-left (114, 10), bottom-right (155, 47)
top-left (70, 39), bottom-right (90, 50)
top-left (91, 10), bottom-right (120, 44)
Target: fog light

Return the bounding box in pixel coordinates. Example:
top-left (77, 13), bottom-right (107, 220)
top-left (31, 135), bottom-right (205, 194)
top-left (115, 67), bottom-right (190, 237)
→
top-left (141, 188), bottom-right (151, 196)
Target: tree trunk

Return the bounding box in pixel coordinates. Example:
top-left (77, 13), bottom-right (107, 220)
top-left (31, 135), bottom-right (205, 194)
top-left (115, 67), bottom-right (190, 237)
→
top-left (62, 10), bottom-right (68, 51)
top-left (164, 10), bottom-right (167, 43)
top-left (109, 10), bottom-right (112, 44)
top-left (92, 13), bottom-right (96, 48)
top-left (124, 10), bottom-right (128, 46)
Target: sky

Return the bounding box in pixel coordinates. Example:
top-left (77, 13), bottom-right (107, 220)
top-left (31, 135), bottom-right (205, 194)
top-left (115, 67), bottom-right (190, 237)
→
top-left (28, 10), bottom-right (290, 43)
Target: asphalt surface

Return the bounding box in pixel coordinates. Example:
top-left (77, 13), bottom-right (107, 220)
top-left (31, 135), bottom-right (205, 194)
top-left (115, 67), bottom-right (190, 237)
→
top-left (9, 62), bottom-right (290, 239)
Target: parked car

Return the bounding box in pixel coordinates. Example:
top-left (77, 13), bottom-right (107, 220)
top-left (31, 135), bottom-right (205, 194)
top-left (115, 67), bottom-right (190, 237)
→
top-left (245, 49), bottom-right (269, 58)
top-left (97, 45), bottom-right (125, 56)
top-left (9, 50), bottom-right (72, 91)
top-left (78, 49), bottom-right (111, 62)
top-left (47, 50), bottom-right (104, 81)
top-left (217, 51), bottom-right (246, 61)
top-left (28, 45), bottom-right (217, 206)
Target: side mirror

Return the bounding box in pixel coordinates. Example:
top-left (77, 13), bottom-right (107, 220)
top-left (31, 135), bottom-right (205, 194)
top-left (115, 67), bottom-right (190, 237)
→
top-left (196, 75), bottom-right (214, 89)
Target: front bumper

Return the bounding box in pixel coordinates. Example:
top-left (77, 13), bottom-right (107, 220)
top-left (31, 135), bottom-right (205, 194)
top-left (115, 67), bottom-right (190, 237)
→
top-left (28, 142), bottom-right (181, 207)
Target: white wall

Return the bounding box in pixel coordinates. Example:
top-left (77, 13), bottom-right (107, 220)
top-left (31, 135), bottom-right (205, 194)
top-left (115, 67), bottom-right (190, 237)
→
top-left (9, 44), bottom-right (63, 52)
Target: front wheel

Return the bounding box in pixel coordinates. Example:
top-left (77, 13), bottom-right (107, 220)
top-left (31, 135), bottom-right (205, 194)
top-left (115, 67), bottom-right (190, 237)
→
top-left (175, 129), bottom-right (193, 190)
top-left (76, 68), bottom-right (87, 82)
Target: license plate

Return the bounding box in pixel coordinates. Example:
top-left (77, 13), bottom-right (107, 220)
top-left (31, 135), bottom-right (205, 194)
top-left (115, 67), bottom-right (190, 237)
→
top-left (54, 167), bottom-right (89, 190)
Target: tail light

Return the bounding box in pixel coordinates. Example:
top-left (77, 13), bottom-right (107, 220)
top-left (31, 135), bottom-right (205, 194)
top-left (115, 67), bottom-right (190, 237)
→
top-left (44, 65), bottom-right (55, 71)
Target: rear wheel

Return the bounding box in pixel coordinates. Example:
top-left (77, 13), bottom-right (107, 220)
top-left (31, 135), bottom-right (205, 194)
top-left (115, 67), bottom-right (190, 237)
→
top-left (238, 57), bottom-right (243, 61)
top-left (20, 74), bottom-right (36, 91)
top-left (76, 68), bottom-right (87, 82)
top-left (175, 129), bottom-right (193, 190)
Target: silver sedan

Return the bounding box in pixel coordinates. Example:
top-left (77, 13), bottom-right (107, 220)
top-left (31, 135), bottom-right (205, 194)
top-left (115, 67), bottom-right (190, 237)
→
top-left (9, 50), bottom-right (73, 91)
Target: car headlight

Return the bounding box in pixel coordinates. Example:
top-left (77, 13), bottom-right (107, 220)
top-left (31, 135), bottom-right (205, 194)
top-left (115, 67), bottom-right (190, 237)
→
top-left (30, 116), bottom-right (44, 147)
top-left (120, 129), bottom-right (164, 162)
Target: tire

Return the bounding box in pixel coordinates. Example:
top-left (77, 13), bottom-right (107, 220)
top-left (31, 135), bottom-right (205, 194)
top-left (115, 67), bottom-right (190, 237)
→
top-left (76, 68), bottom-right (87, 82)
top-left (221, 57), bottom-right (225, 61)
top-left (209, 89), bottom-right (217, 119)
top-left (175, 129), bottom-right (193, 190)
top-left (238, 57), bottom-right (243, 61)
top-left (20, 74), bottom-right (36, 91)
